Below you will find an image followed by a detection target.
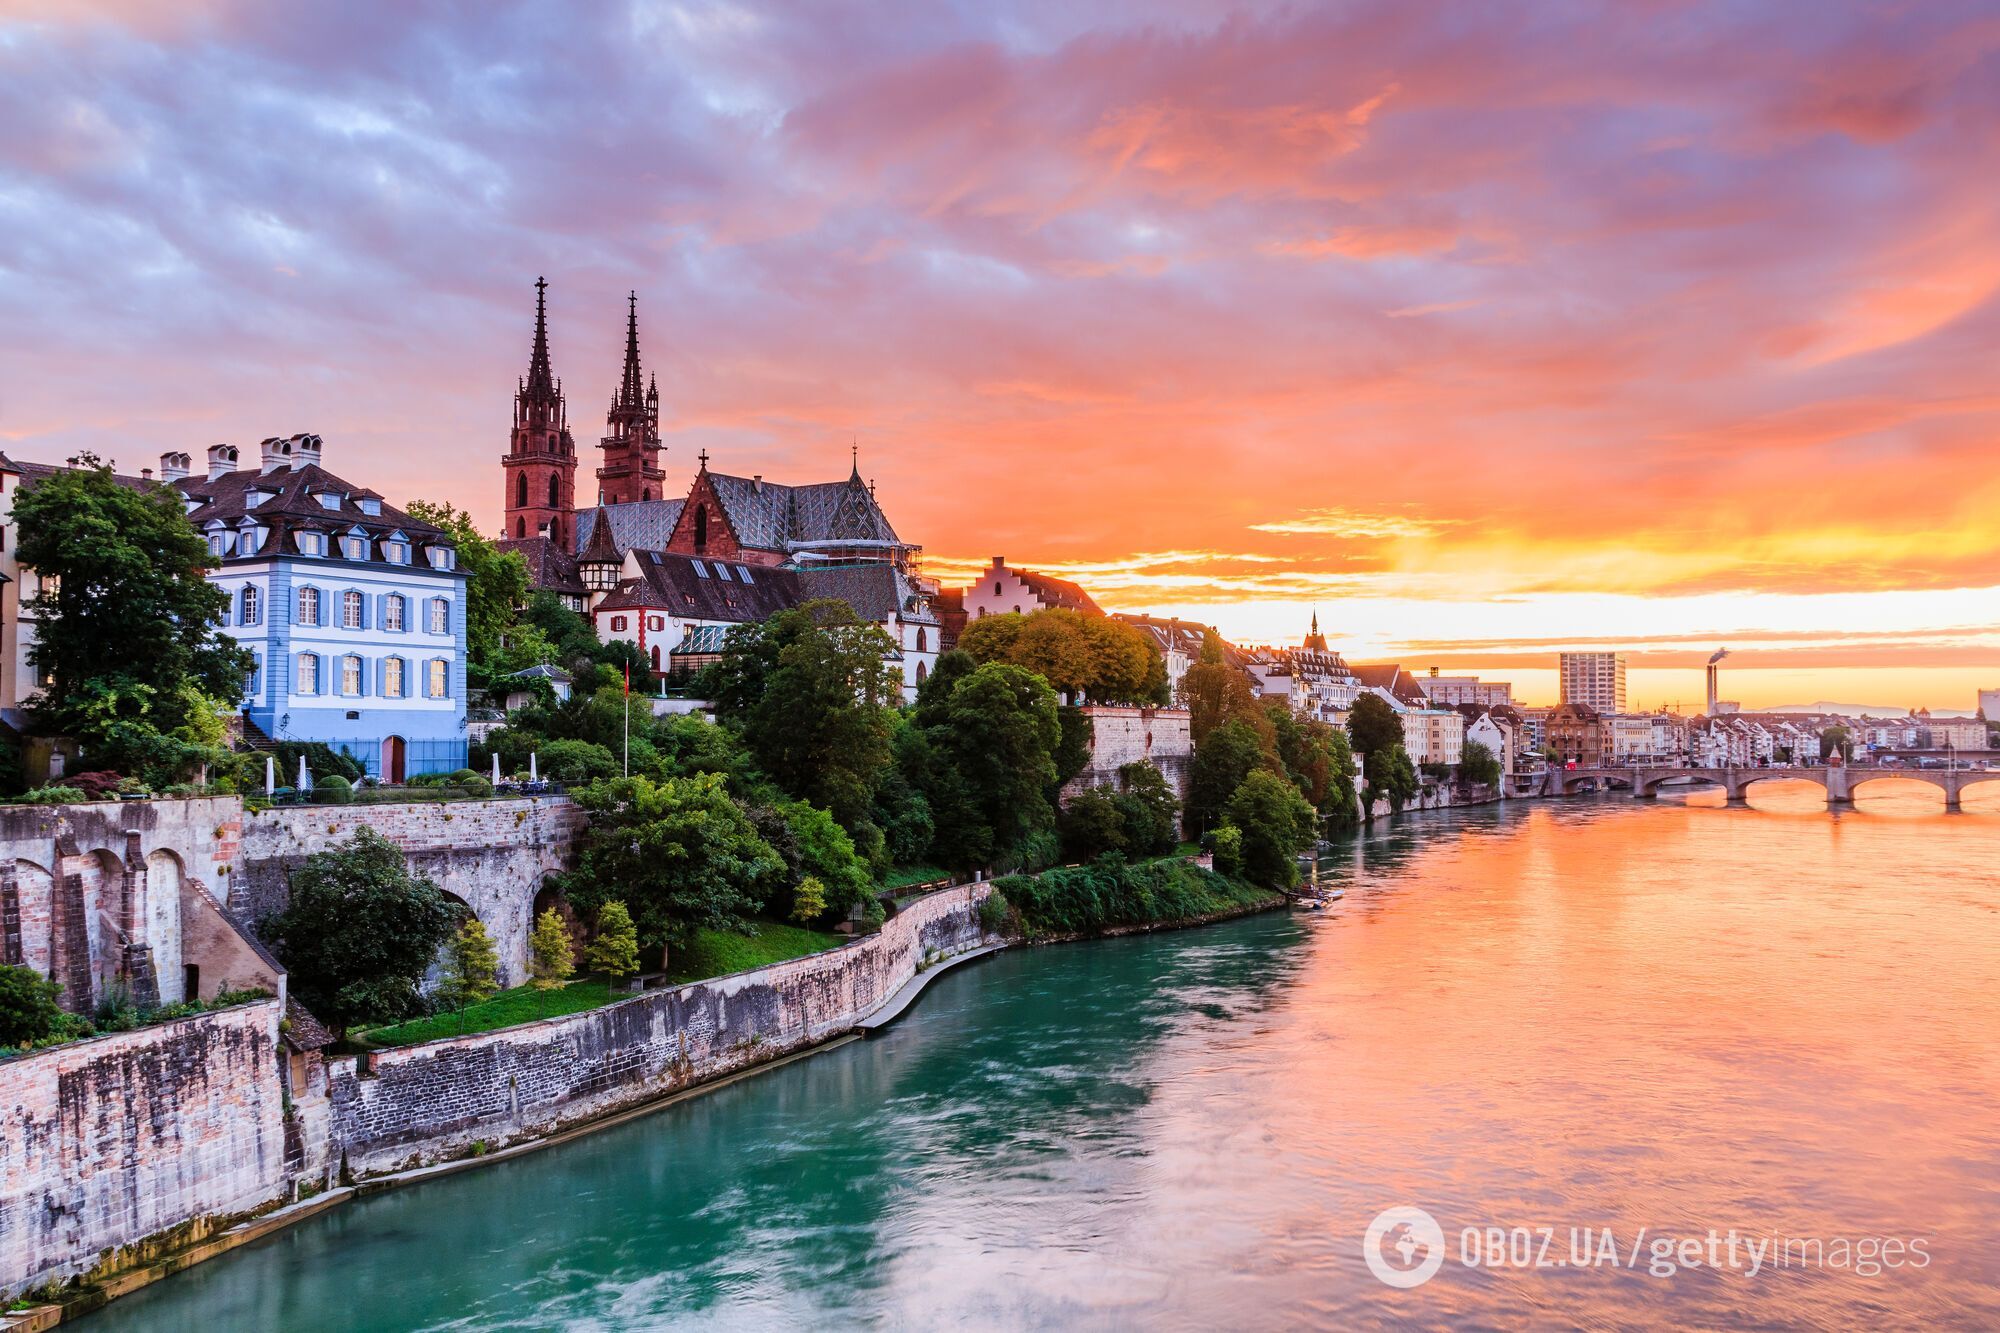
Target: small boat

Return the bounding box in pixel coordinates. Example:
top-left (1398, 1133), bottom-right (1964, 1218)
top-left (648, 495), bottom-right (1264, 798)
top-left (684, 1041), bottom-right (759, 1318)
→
top-left (1290, 887), bottom-right (1344, 909)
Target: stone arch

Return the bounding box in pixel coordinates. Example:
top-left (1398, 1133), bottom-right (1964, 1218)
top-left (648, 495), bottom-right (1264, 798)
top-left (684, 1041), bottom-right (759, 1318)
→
top-left (531, 882), bottom-right (584, 974)
top-left (423, 890), bottom-right (478, 996)
top-left (1845, 772), bottom-right (1946, 804)
top-left (77, 849), bottom-right (124, 1001)
top-left (146, 850), bottom-right (185, 1004)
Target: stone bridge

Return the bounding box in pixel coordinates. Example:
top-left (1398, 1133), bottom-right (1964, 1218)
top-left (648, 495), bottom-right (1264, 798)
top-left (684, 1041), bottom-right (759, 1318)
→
top-left (1546, 766), bottom-right (2000, 810)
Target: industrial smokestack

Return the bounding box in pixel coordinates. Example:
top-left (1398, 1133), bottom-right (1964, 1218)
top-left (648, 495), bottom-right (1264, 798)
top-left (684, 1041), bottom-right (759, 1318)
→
top-left (1705, 647), bottom-right (1728, 715)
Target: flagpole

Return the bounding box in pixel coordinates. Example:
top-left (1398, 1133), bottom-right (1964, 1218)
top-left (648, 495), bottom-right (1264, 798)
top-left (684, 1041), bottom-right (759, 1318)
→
top-left (623, 662), bottom-right (630, 778)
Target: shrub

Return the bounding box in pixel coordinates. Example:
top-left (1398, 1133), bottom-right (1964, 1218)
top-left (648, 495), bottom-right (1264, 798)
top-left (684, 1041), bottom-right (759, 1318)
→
top-left (977, 886), bottom-right (1012, 935)
top-left (438, 917), bottom-right (501, 1010)
top-left (317, 775), bottom-right (354, 804)
top-left (14, 786), bottom-right (87, 805)
top-left (0, 965), bottom-right (64, 1047)
top-left (528, 908), bottom-right (575, 989)
top-left (791, 875), bottom-right (828, 924)
top-left (446, 769), bottom-right (493, 798)
top-left (1000, 858), bottom-right (1247, 938)
top-left (67, 770), bottom-right (124, 799)
top-left (584, 900), bottom-right (641, 983)
top-left (1208, 825), bottom-right (1243, 878)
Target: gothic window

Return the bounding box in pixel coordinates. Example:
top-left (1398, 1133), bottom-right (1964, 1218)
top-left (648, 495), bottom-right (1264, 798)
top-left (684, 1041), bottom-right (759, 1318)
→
top-left (427, 659), bottom-right (448, 699)
top-left (384, 594), bottom-right (406, 632)
top-left (516, 517), bottom-right (526, 538)
top-left (298, 586), bottom-right (321, 626)
top-left (295, 652), bottom-right (320, 694)
top-left (383, 656), bottom-right (405, 698)
top-left (240, 585), bottom-right (260, 626)
top-left (917, 661), bottom-right (928, 685)
top-left (642, 488), bottom-right (652, 502)
top-left (517, 473), bottom-right (528, 507)
top-left (342, 590), bottom-right (364, 629)
top-left (548, 475), bottom-right (559, 507)
top-left (694, 505), bottom-right (708, 552)
top-left (916, 627), bottom-right (927, 652)
top-left (650, 644), bottom-right (661, 670)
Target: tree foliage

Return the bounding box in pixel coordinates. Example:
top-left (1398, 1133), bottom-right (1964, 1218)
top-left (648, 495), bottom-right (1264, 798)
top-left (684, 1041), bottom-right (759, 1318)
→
top-left (1460, 739), bottom-right (1502, 787)
top-left (404, 500), bottom-right (530, 683)
top-left (1267, 703), bottom-right (1358, 825)
top-left (1187, 719), bottom-right (1270, 838)
top-left (584, 900), bottom-right (641, 983)
top-left (261, 828), bottom-right (457, 1036)
top-left (555, 773), bottom-right (781, 960)
top-left (439, 917), bottom-right (500, 1010)
top-left (1179, 630), bottom-right (1260, 742)
top-left (911, 662), bottom-right (1062, 869)
top-left (1222, 768), bottom-right (1319, 889)
top-left (12, 455), bottom-right (251, 784)
top-left (957, 609), bottom-right (1162, 704)
top-left (0, 964), bottom-right (65, 1048)
top-left (528, 909), bottom-right (575, 989)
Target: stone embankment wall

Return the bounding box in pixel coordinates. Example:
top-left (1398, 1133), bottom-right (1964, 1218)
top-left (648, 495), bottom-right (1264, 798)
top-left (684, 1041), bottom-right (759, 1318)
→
top-left (1060, 706), bottom-right (1193, 804)
top-left (326, 883), bottom-right (992, 1178)
top-left (236, 797), bottom-right (583, 985)
top-left (0, 1000), bottom-right (287, 1298)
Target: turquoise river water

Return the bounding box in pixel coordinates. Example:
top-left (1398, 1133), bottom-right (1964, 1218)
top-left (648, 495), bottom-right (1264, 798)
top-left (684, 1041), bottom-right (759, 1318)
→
top-left (92, 785), bottom-right (2000, 1329)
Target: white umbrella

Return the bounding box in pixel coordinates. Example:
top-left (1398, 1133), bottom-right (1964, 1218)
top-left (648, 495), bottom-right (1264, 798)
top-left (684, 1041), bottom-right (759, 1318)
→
top-left (529, 751), bottom-right (539, 784)
top-left (264, 755), bottom-right (275, 797)
top-left (297, 756), bottom-right (312, 793)
top-left (490, 753), bottom-right (501, 786)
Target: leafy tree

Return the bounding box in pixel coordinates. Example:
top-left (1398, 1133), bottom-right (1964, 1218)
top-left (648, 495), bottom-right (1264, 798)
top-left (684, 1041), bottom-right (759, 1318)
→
top-left (439, 917), bottom-right (500, 1009)
top-left (1820, 725), bottom-right (1853, 762)
top-left (12, 454), bottom-right (251, 784)
top-left (0, 964), bottom-right (64, 1047)
top-left (1346, 692), bottom-right (1405, 757)
top-left (1054, 707), bottom-right (1094, 786)
top-left (708, 600), bottom-right (899, 832)
top-left (584, 900), bottom-right (641, 984)
top-left (957, 609), bottom-right (1160, 704)
top-left (922, 662), bottom-right (1062, 868)
top-left (405, 500), bottom-right (530, 682)
top-left (1179, 630), bottom-right (1259, 742)
top-left (1187, 719), bottom-right (1269, 838)
top-left (261, 828), bottom-right (456, 1037)
top-left (780, 801), bottom-right (874, 920)
top-left (1268, 703), bottom-right (1358, 824)
top-left (1222, 769), bottom-right (1318, 889)
top-left (1364, 741), bottom-right (1420, 813)
top-left (528, 909), bottom-right (575, 989)
top-left (871, 746), bottom-right (936, 866)
top-left (791, 877), bottom-right (828, 925)
top-left (1208, 824), bottom-right (1244, 878)
top-left (555, 774), bottom-right (781, 965)
top-left (1114, 760), bottom-right (1181, 856)
top-left (1460, 739), bottom-right (1501, 787)
top-left (1060, 785), bottom-right (1130, 860)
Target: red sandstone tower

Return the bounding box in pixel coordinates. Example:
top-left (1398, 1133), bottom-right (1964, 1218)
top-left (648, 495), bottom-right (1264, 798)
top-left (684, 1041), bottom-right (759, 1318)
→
top-left (501, 277), bottom-right (577, 544)
top-left (596, 292), bottom-right (665, 506)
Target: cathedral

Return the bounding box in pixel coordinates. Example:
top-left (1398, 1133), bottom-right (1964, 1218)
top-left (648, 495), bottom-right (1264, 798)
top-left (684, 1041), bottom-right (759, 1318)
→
top-left (496, 280), bottom-right (939, 696)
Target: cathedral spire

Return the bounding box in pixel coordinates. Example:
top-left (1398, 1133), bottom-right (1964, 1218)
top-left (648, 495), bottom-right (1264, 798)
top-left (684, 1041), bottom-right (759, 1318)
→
top-left (524, 276), bottom-right (557, 406)
top-left (616, 291), bottom-right (645, 410)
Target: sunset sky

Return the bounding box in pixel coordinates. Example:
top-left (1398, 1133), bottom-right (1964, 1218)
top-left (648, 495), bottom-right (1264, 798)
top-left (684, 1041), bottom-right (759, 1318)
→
top-left (4, 1), bottom-right (1998, 710)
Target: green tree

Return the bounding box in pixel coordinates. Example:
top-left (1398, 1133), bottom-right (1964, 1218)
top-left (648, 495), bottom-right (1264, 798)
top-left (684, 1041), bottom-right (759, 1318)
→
top-left (0, 964), bottom-right (64, 1048)
top-left (781, 801), bottom-right (874, 920)
top-left (404, 500), bottom-right (530, 682)
top-left (528, 909), bottom-right (575, 989)
top-left (438, 916), bottom-right (500, 1010)
top-left (1179, 630), bottom-right (1260, 742)
top-left (1113, 760), bottom-right (1181, 856)
top-left (1267, 703), bottom-right (1358, 824)
top-left (555, 773), bottom-right (781, 965)
top-left (1187, 719), bottom-right (1269, 838)
top-left (1820, 725), bottom-right (1853, 762)
top-left (922, 662), bottom-right (1062, 868)
top-left (1460, 739), bottom-right (1502, 787)
top-left (1346, 692), bottom-right (1405, 757)
top-left (584, 900), bottom-right (641, 984)
top-left (790, 877), bottom-right (828, 925)
top-left (1059, 785), bottom-right (1130, 860)
top-left (708, 600), bottom-right (900, 833)
top-left (1364, 742), bottom-right (1420, 814)
top-left (260, 828), bottom-right (456, 1037)
top-left (1222, 769), bottom-right (1318, 889)
top-left (958, 609), bottom-right (1160, 704)
top-left (12, 454), bottom-right (251, 784)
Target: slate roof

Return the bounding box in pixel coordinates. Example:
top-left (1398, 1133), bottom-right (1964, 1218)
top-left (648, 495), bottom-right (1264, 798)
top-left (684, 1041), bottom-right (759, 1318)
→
top-left (707, 470), bottom-right (903, 552)
top-left (796, 563), bottom-right (938, 625)
top-left (282, 998), bottom-right (335, 1052)
top-left (575, 499), bottom-right (685, 554)
top-left (673, 623), bottom-right (734, 655)
top-left (1113, 613), bottom-right (1212, 658)
top-left (1351, 664), bottom-right (1431, 707)
top-left (597, 549), bottom-right (802, 623)
top-left (497, 535), bottom-right (584, 597)
top-left (1011, 566), bottom-right (1102, 615)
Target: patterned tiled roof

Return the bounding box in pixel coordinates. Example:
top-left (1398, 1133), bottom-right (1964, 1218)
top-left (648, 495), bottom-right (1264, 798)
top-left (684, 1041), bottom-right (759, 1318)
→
top-left (497, 535), bottom-right (584, 597)
top-left (575, 499), bottom-right (685, 554)
top-left (796, 563), bottom-right (938, 625)
top-left (1012, 566), bottom-right (1101, 614)
top-left (598, 549), bottom-right (802, 623)
top-left (706, 470), bottom-right (902, 552)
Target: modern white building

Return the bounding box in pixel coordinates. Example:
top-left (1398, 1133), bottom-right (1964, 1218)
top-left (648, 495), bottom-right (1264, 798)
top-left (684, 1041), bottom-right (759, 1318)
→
top-left (1559, 651), bottom-right (1627, 714)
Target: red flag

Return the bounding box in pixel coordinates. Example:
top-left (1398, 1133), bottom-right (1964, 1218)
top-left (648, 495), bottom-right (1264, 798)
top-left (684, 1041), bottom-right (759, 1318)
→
top-left (624, 662), bottom-right (630, 696)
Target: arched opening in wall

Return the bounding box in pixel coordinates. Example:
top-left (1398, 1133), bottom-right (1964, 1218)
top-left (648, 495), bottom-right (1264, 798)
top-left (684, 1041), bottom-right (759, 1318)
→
top-left (516, 517), bottom-right (526, 538)
top-left (532, 883), bottom-right (585, 976)
top-left (382, 735), bottom-right (406, 784)
top-left (694, 505), bottom-right (708, 552)
top-left (145, 849), bottom-right (186, 1003)
top-left (13, 860), bottom-right (53, 975)
top-left (516, 473), bottom-right (528, 508)
top-left (423, 891), bottom-right (477, 997)
top-left (650, 644), bottom-right (661, 671)
top-left (548, 474), bottom-right (559, 508)
top-left (78, 849), bottom-right (124, 1002)
top-left (916, 661), bottom-right (928, 685)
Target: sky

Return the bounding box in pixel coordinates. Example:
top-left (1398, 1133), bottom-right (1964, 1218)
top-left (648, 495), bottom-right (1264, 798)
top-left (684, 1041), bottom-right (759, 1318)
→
top-left (3, 1), bottom-right (1998, 711)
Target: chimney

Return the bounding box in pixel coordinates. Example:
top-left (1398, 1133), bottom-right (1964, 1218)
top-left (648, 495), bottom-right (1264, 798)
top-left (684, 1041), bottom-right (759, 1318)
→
top-left (294, 433), bottom-right (323, 469)
top-left (259, 437), bottom-right (295, 473)
top-left (141, 467), bottom-right (153, 480)
top-left (207, 444), bottom-right (240, 480)
top-left (992, 556), bottom-right (1005, 568)
top-left (159, 451), bottom-right (191, 482)
top-left (752, 475), bottom-right (763, 492)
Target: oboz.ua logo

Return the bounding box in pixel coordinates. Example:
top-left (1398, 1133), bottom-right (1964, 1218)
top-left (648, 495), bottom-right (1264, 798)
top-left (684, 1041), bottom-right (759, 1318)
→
top-left (1364, 1206), bottom-right (1446, 1289)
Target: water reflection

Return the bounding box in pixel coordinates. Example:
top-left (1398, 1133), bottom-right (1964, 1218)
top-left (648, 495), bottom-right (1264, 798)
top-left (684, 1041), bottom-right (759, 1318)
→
top-left (94, 801), bottom-right (2000, 1330)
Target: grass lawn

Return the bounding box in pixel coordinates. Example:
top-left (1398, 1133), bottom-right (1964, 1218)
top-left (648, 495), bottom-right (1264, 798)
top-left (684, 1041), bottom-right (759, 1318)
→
top-left (667, 920), bottom-right (847, 984)
top-left (879, 863), bottom-right (952, 891)
top-left (363, 978), bottom-right (618, 1046)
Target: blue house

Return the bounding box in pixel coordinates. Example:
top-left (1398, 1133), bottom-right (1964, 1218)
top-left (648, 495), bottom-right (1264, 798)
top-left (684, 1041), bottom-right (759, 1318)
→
top-left (167, 434), bottom-right (469, 780)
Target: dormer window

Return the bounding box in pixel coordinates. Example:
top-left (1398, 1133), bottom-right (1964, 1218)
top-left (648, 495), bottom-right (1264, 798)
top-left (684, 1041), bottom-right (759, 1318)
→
top-left (343, 534), bottom-right (369, 561)
top-left (246, 488), bottom-right (272, 508)
top-left (298, 531), bottom-right (326, 557)
top-left (427, 547), bottom-right (455, 571)
top-left (358, 497), bottom-right (381, 516)
top-left (317, 493), bottom-right (342, 510)
top-left (383, 532), bottom-right (410, 565)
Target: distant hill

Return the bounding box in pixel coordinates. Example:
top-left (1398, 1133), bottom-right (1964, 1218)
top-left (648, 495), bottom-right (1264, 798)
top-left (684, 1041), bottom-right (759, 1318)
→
top-left (1770, 702), bottom-right (1980, 719)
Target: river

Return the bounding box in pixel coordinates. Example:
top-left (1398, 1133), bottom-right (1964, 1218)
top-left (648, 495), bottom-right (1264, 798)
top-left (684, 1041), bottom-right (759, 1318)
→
top-left (94, 785), bottom-right (2000, 1329)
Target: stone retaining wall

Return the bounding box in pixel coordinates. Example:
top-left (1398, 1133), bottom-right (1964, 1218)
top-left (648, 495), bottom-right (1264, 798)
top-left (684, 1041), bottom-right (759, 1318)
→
top-left (0, 1000), bottom-right (288, 1299)
top-left (326, 883), bottom-right (992, 1178)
